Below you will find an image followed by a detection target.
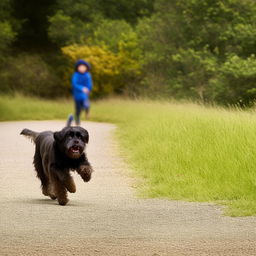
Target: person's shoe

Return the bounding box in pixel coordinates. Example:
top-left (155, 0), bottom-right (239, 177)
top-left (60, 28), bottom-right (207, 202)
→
top-left (66, 114), bottom-right (74, 127)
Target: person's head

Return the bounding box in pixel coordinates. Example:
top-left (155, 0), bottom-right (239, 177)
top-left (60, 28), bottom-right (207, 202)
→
top-left (77, 64), bottom-right (87, 73)
top-left (75, 59), bottom-right (91, 73)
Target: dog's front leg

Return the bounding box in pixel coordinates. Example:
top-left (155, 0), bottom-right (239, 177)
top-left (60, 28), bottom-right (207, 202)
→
top-left (50, 168), bottom-right (71, 205)
top-left (52, 178), bottom-right (68, 205)
top-left (77, 164), bottom-right (93, 182)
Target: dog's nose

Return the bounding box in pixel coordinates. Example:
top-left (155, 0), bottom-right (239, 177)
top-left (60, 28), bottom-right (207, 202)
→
top-left (74, 140), bottom-right (79, 144)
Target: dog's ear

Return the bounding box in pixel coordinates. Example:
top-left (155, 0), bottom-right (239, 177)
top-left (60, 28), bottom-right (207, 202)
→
top-left (84, 130), bottom-right (89, 144)
top-left (54, 131), bottom-right (64, 142)
top-left (54, 127), bottom-right (69, 141)
top-left (78, 127), bottom-right (89, 143)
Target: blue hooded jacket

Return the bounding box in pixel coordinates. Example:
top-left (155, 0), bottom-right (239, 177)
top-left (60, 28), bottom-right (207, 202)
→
top-left (71, 60), bottom-right (93, 101)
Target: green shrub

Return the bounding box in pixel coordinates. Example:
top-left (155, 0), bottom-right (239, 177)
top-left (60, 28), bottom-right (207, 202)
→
top-left (210, 54), bottom-right (256, 105)
top-left (62, 42), bottom-right (143, 97)
top-left (0, 54), bottom-right (63, 98)
top-left (171, 48), bottom-right (217, 100)
top-left (92, 19), bottom-right (134, 53)
top-left (48, 10), bottom-right (76, 46)
top-left (0, 22), bottom-right (16, 52)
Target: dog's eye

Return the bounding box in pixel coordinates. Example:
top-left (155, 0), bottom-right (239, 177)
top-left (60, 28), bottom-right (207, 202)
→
top-left (69, 132), bottom-right (74, 138)
top-left (75, 132), bottom-right (82, 139)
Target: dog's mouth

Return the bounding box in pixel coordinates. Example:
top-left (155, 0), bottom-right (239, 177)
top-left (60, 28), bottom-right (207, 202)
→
top-left (69, 145), bottom-right (82, 155)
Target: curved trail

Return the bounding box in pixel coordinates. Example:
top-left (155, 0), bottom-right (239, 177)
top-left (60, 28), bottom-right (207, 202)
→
top-left (0, 121), bottom-right (255, 256)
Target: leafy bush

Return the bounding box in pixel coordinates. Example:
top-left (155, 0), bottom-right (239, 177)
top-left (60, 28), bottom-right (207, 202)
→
top-left (171, 48), bottom-right (217, 100)
top-left (0, 54), bottom-right (63, 98)
top-left (90, 19), bottom-right (143, 95)
top-left (92, 19), bottom-right (134, 53)
top-left (0, 22), bottom-right (16, 54)
top-left (62, 45), bottom-right (121, 97)
top-left (211, 54), bottom-right (256, 105)
top-left (62, 42), bottom-right (142, 97)
top-left (48, 10), bottom-right (76, 46)
top-left (48, 9), bottom-right (95, 46)
top-left (0, 0), bottom-right (18, 59)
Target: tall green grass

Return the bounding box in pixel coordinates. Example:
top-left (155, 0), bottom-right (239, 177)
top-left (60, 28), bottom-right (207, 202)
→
top-left (1, 95), bottom-right (256, 216)
top-left (0, 94), bottom-right (73, 121)
top-left (93, 99), bottom-right (256, 216)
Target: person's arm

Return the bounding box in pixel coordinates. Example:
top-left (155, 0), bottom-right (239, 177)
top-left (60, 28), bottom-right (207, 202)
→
top-left (86, 73), bottom-right (93, 92)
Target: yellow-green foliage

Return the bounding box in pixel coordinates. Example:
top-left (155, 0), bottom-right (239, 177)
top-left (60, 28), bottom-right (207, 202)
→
top-left (62, 43), bottom-right (141, 97)
top-left (62, 44), bottom-right (120, 96)
top-left (61, 41), bottom-right (140, 96)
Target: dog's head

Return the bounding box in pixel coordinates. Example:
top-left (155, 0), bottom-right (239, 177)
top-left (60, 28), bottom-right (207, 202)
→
top-left (54, 126), bottom-right (89, 159)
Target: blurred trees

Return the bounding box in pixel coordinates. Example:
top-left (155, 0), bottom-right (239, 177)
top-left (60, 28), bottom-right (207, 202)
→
top-left (1, 0), bottom-right (256, 105)
top-left (137, 0), bottom-right (256, 105)
top-left (47, 0), bottom-right (154, 46)
top-left (0, 0), bottom-right (17, 56)
top-left (11, 0), bottom-right (57, 49)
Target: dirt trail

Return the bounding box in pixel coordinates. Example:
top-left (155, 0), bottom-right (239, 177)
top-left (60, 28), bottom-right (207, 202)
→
top-left (0, 121), bottom-right (255, 256)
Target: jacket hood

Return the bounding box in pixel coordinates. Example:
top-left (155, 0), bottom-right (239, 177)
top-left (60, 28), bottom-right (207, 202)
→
top-left (74, 59), bottom-right (91, 71)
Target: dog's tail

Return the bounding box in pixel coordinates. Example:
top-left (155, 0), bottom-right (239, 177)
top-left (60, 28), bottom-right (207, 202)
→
top-left (20, 128), bottom-right (39, 143)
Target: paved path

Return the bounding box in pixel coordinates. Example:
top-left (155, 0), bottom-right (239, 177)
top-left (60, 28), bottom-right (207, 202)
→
top-left (0, 121), bottom-right (256, 255)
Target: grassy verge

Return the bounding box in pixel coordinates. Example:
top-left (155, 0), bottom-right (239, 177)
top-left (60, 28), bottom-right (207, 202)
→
top-left (1, 94), bottom-right (256, 216)
top-left (0, 94), bottom-right (73, 121)
top-left (93, 99), bottom-right (256, 216)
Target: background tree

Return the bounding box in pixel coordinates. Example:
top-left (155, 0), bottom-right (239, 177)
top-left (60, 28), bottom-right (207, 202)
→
top-left (2, 0), bottom-right (256, 106)
top-left (0, 0), bottom-right (17, 56)
top-left (137, 0), bottom-right (256, 105)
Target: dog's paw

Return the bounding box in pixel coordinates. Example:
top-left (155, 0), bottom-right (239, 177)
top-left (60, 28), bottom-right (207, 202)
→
top-left (78, 165), bottom-right (93, 182)
top-left (58, 198), bottom-right (69, 206)
top-left (42, 186), bottom-right (56, 200)
top-left (81, 170), bottom-right (91, 182)
top-left (50, 194), bottom-right (57, 200)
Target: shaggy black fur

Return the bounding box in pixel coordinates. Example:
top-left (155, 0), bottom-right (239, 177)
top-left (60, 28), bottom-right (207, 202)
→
top-left (21, 126), bottom-right (93, 205)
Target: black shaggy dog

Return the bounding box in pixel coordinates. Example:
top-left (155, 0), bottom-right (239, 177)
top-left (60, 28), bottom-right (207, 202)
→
top-left (21, 126), bottom-right (93, 205)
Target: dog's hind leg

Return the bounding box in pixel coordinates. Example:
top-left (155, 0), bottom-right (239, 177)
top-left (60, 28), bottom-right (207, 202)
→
top-left (33, 148), bottom-right (49, 195)
top-left (34, 148), bottom-right (56, 200)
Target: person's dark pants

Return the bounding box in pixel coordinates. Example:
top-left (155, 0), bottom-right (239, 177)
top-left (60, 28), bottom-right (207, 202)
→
top-left (75, 99), bottom-right (90, 125)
